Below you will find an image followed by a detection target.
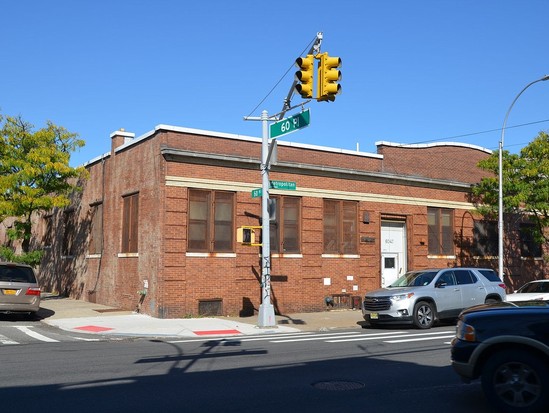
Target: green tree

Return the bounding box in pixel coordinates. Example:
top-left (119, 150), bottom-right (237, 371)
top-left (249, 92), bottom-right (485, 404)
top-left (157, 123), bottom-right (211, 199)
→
top-left (0, 113), bottom-right (87, 265)
top-left (472, 131), bottom-right (549, 249)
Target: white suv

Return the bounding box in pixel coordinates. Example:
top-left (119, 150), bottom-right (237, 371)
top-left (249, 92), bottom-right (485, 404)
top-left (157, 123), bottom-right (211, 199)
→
top-left (362, 268), bottom-right (506, 329)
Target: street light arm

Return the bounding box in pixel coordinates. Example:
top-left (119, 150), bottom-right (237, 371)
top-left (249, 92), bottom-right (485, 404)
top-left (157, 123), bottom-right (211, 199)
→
top-left (498, 74), bottom-right (549, 280)
top-left (500, 75), bottom-right (549, 147)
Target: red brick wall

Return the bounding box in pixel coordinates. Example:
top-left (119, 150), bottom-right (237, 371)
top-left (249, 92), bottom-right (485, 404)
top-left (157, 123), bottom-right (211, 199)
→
top-left (377, 143), bottom-right (490, 184)
top-left (31, 127), bottom-right (546, 318)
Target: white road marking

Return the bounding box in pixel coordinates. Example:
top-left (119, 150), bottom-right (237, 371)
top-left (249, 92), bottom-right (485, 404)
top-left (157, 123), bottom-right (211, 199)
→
top-left (168, 331), bottom-right (316, 343)
top-left (274, 331), bottom-right (408, 343)
top-left (169, 330), bottom-right (456, 346)
top-left (15, 326), bottom-right (59, 342)
top-left (384, 334), bottom-right (455, 343)
top-left (72, 336), bottom-right (102, 341)
top-left (327, 330), bottom-right (455, 343)
top-left (0, 334), bottom-right (18, 345)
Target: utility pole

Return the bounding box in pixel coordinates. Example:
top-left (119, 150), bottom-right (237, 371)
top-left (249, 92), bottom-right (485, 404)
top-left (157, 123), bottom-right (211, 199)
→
top-left (258, 110), bottom-right (275, 327)
top-left (243, 110), bottom-right (276, 327)
top-left (243, 31), bottom-right (340, 327)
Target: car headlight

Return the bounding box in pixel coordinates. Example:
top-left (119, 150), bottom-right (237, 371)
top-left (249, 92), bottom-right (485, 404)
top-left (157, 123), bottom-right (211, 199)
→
top-left (456, 320), bottom-right (476, 342)
top-left (390, 292), bottom-right (414, 302)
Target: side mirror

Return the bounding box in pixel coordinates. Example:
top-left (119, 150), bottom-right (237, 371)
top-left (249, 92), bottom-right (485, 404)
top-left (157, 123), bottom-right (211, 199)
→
top-left (436, 281), bottom-right (448, 288)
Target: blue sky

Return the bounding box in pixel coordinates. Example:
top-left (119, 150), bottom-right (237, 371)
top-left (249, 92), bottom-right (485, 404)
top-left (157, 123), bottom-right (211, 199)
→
top-left (2, 0), bottom-right (548, 167)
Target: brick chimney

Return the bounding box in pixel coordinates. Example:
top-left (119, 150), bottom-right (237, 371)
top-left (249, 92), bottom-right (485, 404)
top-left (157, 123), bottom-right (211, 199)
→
top-left (110, 128), bottom-right (135, 153)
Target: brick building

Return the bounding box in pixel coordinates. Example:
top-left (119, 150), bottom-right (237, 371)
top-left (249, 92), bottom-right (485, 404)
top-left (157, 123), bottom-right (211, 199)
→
top-left (33, 124), bottom-right (546, 318)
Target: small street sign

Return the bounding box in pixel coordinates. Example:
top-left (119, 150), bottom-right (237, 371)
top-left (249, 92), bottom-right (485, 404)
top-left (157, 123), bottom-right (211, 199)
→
top-left (270, 180), bottom-right (296, 190)
top-left (270, 109), bottom-right (310, 139)
top-left (251, 181), bottom-right (296, 198)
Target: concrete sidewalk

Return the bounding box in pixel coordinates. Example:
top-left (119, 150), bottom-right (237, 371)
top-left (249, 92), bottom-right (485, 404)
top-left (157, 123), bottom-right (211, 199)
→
top-left (39, 296), bottom-right (366, 338)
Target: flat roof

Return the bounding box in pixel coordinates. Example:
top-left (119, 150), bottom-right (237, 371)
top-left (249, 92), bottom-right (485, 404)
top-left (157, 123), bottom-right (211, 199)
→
top-left (375, 140), bottom-right (492, 154)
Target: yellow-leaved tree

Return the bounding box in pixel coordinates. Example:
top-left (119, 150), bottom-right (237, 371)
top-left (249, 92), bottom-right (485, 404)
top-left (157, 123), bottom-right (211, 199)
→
top-left (0, 113), bottom-right (87, 266)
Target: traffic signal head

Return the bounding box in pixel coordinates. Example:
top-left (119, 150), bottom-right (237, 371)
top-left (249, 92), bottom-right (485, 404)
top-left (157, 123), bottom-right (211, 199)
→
top-left (317, 52), bottom-right (341, 102)
top-left (237, 226), bottom-right (257, 245)
top-left (294, 54), bottom-right (315, 99)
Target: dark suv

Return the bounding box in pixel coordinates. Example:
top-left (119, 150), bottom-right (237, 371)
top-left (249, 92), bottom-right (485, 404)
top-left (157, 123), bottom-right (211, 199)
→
top-left (451, 302), bottom-right (549, 413)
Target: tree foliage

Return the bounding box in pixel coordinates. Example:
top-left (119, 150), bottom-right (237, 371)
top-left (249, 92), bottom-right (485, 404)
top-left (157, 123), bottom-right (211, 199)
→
top-left (472, 131), bottom-right (549, 247)
top-left (0, 113), bottom-right (87, 264)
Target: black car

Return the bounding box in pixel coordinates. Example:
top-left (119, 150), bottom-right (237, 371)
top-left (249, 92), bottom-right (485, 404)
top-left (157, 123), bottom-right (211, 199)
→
top-left (451, 301), bottom-right (549, 413)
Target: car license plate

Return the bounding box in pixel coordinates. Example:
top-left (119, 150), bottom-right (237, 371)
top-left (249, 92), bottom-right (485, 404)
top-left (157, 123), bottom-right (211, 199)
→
top-left (370, 312), bottom-right (379, 320)
top-left (3, 289), bottom-right (17, 295)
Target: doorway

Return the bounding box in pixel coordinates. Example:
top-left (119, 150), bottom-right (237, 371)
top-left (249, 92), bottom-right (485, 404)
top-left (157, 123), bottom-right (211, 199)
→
top-left (381, 221), bottom-right (407, 287)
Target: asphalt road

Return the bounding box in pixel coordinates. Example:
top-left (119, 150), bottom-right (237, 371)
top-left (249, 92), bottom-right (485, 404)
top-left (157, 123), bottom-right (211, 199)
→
top-left (0, 324), bottom-right (497, 413)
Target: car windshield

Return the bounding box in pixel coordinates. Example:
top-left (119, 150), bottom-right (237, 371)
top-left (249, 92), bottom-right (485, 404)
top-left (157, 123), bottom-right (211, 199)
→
top-left (389, 271), bottom-right (438, 287)
top-left (517, 282), bottom-right (549, 294)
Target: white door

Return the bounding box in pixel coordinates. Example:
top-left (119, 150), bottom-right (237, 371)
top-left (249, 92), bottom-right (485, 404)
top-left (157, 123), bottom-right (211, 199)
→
top-left (381, 221), bottom-right (407, 287)
top-left (381, 253), bottom-right (399, 287)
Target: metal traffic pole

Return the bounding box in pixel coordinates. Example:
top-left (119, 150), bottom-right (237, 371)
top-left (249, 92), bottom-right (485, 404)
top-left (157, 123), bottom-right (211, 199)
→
top-left (243, 110), bottom-right (276, 327)
top-left (257, 109), bottom-right (276, 327)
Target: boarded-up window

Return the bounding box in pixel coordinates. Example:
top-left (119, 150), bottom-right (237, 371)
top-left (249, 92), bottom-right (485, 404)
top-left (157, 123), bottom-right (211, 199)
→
top-left (188, 189), bottom-right (234, 252)
top-left (520, 223), bottom-right (542, 258)
top-left (43, 215), bottom-right (53, 247)
top-left (270, 196), bottom-right (301, 253)
top-left (62, 210), bottom-right (75, 256)
top-left (323, 199), bottom-right (358, 254)
top-left (213, 191), bottom-right (234, 252)
top-left (473, 220), bottom-right (498, 256)
top-left (89, 203), bottom-right (103, 255)
top-left (121, 193), bottom-right (139, 253)
top-left (428, 207), bottom-right (454, 255)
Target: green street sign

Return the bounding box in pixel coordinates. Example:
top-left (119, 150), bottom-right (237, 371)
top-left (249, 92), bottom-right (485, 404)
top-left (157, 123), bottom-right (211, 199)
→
top-left (270, 109), bottom-right (310, 138)
top-left (270, 180), bottom-right (296, 190)
top-left (251, 181), bottom-right (296, 198)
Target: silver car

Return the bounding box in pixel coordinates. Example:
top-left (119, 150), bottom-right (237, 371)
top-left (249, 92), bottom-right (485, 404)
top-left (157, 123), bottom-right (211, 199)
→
top-left (362, 268), bottom-right (506, 329)
top-left (0, 262), bottom-right (41, 316)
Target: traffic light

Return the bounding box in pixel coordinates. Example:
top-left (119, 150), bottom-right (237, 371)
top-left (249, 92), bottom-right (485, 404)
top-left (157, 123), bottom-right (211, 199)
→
top-left (294, 54), bottom-right (315, 99)
top-left (317, 52), bottom-right (341, 102)
top-left (237, 226), bottom-right (260, 246)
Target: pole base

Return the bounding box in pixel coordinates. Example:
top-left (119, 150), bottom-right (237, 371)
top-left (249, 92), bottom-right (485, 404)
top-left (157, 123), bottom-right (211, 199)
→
top-left (257, 303), bottom-right (277, 328)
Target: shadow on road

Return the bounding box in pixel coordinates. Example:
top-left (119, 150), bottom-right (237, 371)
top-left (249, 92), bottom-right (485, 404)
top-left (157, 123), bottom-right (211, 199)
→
top-left (1, 337), bottom-right (495, 413)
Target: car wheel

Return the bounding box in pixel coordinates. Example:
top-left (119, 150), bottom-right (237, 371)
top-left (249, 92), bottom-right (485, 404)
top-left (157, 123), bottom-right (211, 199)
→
top-left (412, 301), bottom-right (435, 329)
top-left (484, 298), bottom-right (499, 304)
top-left (481, 349), bottom-right (549, 413)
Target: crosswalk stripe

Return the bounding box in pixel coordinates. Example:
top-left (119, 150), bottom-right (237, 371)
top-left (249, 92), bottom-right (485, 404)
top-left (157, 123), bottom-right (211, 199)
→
top-left (15, 326), bottom-right (59, 343)
top-left (168, 331), bottom-right (316, 344)
top-left (169, 330), bottom-right (456, 345)
top-left (384, 334), bottom-right (455, 343)
top-left (271, 331), bottom-right (406, 343)
top-left (243, 331), bottom-right (362, 343)
top-left (326, 330), bottom-right (455, 343)
top-left (0, 334), bottom-right (18, 345)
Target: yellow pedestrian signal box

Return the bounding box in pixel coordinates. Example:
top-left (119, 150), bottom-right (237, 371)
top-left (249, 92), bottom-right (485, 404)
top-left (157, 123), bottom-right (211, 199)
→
top-left (237, 226), bottom-right (261, 246)
top-left (317, 52), bottom-right (342, 102)
top-left (295, 54), bottom-right (315, 99)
